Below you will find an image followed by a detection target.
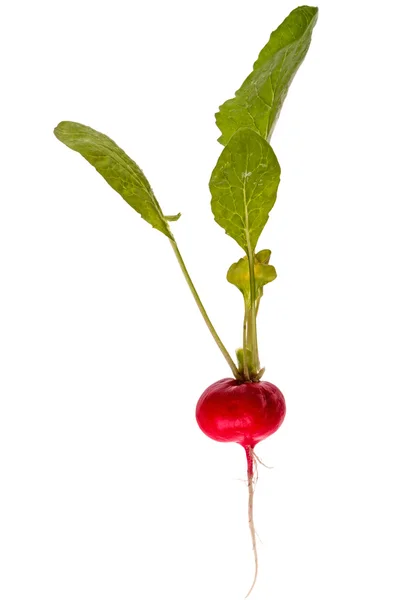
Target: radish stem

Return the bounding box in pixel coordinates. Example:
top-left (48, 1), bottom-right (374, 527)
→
top-left (243, 301), bottom-right (250, 380)
top-left (245, 445), bottom-right (258, 598)
top-left (246, 249), bottom-right (259, 374)
top-left (169, 238), bottom-right (240, 379)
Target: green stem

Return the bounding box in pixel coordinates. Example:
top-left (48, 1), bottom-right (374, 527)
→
top-left (243, 301), bottom-right (250, 381)
top-left (255, 296), bottom-right (261, 317)
top-left (246, 249), bottom-right (260, 374)
top-left (169, 238), bottom-right (240, 379)
top-left (243, 168), bottom-right (260, 376)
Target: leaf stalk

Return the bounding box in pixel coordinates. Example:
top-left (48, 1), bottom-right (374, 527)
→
top-left (243, 302), bottom-right (250, 380)
top-left (246, 249), bottom-right (260, 375)
top-left (169, 237), bottom-right (240, 379)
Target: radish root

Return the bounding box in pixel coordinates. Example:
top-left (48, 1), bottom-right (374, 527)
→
top-left (244, 445), bottom-right (258, 598)
top-left (250, 447), bottom-right (274, 470)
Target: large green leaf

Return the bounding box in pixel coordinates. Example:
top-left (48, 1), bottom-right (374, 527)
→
top-left (216, 5), bottom-right (318, 145)
top-left (210, 128), bottom-right (280, 253)
top-left (54, 121), bottom-right (173, 238)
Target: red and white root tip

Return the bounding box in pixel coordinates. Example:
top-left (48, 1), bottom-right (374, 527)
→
top-left (244, 446), bottom-right (258, 598)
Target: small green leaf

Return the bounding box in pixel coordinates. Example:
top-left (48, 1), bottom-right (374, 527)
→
top-left (227, 249), bottom-right (277, 300)
top-left (236, 347), bottom-right (253, 372)
top-left (165, 213), bottom-right (182, 221)
top-left (210, 128), bottom-right (280, 253)
top-left (216, 6), bottom-right (318, 145)
top-left (256, 249), bottom-right (272, 264)
top-left (54, 121), bottom-right (174, 238)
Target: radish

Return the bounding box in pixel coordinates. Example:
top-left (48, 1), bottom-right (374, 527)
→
top-left (196, 378), bottom-right (286, 596)
top-left (196, 379), bottom-right (286, 447)
top-left (53, 5), bottom-right (318, 596)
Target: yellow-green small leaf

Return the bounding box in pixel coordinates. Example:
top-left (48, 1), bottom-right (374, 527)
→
top-left (165, 213), bottom-right (182, 222)
top-left (227, 249), bottom-right (277, 299)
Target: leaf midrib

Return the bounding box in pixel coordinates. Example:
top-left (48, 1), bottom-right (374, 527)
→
top-left (243, 151), bottom-right (252, 257)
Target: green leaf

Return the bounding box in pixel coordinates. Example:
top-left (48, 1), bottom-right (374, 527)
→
top-left (165, 213), bottom-right (182, 222)
top-left (210, 127), bottom-right (280, 253)
top-left (227, 249), bottom-right (277, 300)
top-left (216, 6), bottom-right (318, 145)
top-left (236, 347), bottom-right (253, 372)
top-left (54, 121), bottom-right (174, 238)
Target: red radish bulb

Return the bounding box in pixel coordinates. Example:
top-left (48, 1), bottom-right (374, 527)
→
top-left (196, 378), bottom-right (285, 447)
top-left (195, 377), bottom-right (286, 597)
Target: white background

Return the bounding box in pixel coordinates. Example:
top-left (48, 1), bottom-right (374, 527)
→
top-left (1, 1), bottom-right (400, 598)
